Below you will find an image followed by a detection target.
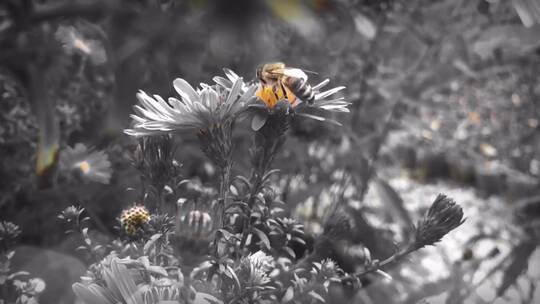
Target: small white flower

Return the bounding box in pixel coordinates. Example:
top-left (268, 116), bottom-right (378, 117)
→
top-left (59, 143), bottom-right (112, 184)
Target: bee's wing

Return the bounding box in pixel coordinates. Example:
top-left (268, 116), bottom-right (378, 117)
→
top-left (280, 68), bottom-right (308, 81)
top-left (272, 68), bottom-right (308, 81)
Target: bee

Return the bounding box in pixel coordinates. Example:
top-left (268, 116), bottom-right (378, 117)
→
top-left (256, 62), bottom-right (316, 104)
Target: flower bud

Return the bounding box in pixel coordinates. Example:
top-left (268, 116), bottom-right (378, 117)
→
top-left (121, 205), bottom-right (151, 235)
top-left (0, 221), bottom-right (21, 243)
top-left (413, 194), bottom-right (464, 250)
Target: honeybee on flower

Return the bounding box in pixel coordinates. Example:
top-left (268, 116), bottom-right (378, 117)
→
top-left (251, 62), bottom-right (350, 131)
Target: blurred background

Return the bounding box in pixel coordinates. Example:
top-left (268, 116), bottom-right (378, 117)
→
top-left (1, 0), bottom-right (540, 303)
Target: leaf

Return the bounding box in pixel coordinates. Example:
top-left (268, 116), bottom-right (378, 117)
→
top-left (7, 271), bottom-right (30, 280)
top-left (308, 290), bottom-right (325, 303)
top-left (374, 177), bottom-right (415, 237)
top-left (363, 247), bottom-right (372, 265)
top-left (496, 240), bottom-right (537, 297)
top-left (225, 265), bottom-right (241, 291)
top-left (72, 282), bottom-right (114, 304)
top-left (190, 261), bottom-right (213, 280)
top-left (262, 169), bottom-right (281, 182)
top-left (270, 207), bottom-right (284, 215)
top-left (291, 236), bottom-right (306, 246)
top-left (217, 229), bottom-right (237, 241)
top-left (282, 286), bottom-right (294, 302)
top-left (283, 246), bottom-right (296, 259)
top-left (147, 265), bottom-right (168, 277)
top-left (194, 292), bottom-right (223, 304)
top-left (110, 259), bottom-right (142, 304)
top-left (251, 112), bottom-right (268, 131)
top-left (143, 233), bottom-right (163, 254)
top-left (267, 219), bottom-right (279, 227)
top-left (226, 201), bottom-right (248, 211)
top-left (252, 227), bottom-right (271, 250)
top-left (512, 0), bottom-right (540, 27)
top-left (375, 269), bottom-right (393, 281)
top-left (245, 233), bottom-right (252, 246)
top-left (82, 228), bottom-right (92, 246)
top-left (233, 175), bottom-right (252, 189)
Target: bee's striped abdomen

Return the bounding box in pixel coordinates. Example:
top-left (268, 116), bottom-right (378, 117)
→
top-left (287, 77), bottom-right (315, 104)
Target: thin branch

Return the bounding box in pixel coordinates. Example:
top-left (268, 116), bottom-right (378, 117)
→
top-left (357, 99), bottom-right (401, 202)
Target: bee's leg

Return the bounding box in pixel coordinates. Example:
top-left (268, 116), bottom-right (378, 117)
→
top-left (272, 85), bottom-right (280, 101)
top-left (280, 82), bottom-right (289, 100)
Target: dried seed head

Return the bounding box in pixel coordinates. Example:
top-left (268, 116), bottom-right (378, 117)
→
top-left (413, 194), bottom-right (465, 250)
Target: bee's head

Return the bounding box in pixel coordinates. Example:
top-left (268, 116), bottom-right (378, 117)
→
top-left (255, 65), bottom-right (265, 83)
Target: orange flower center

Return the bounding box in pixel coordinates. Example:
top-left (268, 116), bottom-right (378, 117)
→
top-left (78, 161), bottom-right (91, 174)
top-left (256, 84), bottom-right (297, 109)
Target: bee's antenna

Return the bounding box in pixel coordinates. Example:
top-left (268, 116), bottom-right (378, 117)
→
top-left (302, 69), bottom-right (318, 75)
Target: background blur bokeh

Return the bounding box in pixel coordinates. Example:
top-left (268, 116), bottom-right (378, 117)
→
top-left (1, 0), bottom-right (540, 303)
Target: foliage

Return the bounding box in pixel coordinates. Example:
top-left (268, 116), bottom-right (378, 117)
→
top-left (1, 0), bottom-right (538, 303)
top-left (0, 222), bottom-right (45, 304)
top-left (61, 70), bottom-right (463, 304)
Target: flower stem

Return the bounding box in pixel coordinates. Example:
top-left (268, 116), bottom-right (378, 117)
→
top-left (239, 114), bottom-right (288, 251)
top-left (355, 245), bottom-right (416, 278)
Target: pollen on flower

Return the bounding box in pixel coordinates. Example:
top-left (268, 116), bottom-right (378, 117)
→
top-left (121, 205), bottom-right (151, 235)
top-left (59, 143), bottom-right (112, 184)
top-left (77, 161), bottom-right (91, 174)
top-left (73, 38), bottom-right (92, 55)
top-left (256, 84), bottom-right (297, 109)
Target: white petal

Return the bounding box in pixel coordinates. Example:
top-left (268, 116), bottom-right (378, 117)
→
top-left (225, 78), bottom-right (243, 106)
top-left (134, 105), bottom-right (166, 122)
top-left (314, 98), bottom-right (347, 106)
top-left (173, 78), bottom-right (199, 105)
top-left (320, 105), bottom-right (350, 112)
top-left (312, 79), bottom-right (330, 91)
top-left (213, 76), bottom-right (232, 89)
top-left (224, 68), bottom-right (240, 82)
top-left (315, 86), bottom-right (345, 100)
top-left (129, 114), bottom-right (146, 123)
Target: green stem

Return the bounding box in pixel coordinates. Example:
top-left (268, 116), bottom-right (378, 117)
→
top-left (212, 161), bottom-right (233, 259)
top-left (219, 163), bottom-right (232, 221)
top-left (355, 245), bottom-right (416, 278)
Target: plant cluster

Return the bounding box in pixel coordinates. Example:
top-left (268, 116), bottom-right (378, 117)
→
top-left (0, 222), bottom-right (45, 304)
top-left (66, 68), bottom-right (464, 304)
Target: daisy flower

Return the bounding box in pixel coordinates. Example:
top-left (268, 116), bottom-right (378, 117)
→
top-left (124, 74), bottom-right (257, 137)
top-left (54, 25), bottom-right (106, 65)
top-left (59, 143), bottom-right (112, 184)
